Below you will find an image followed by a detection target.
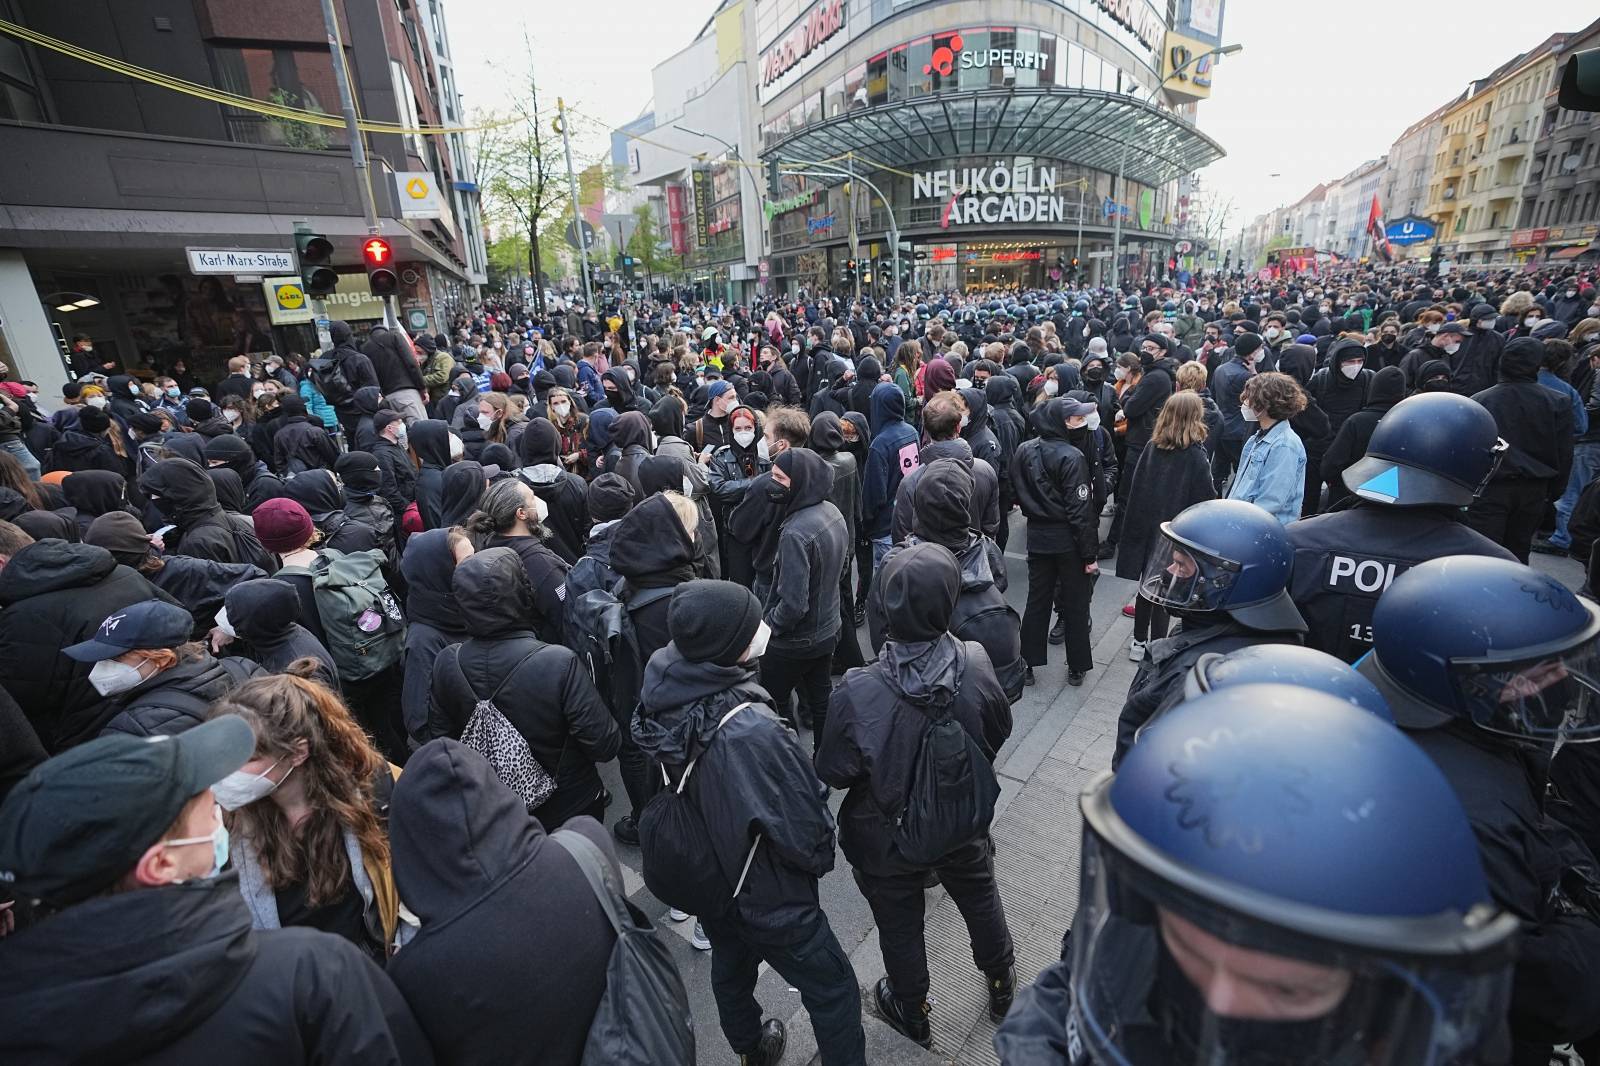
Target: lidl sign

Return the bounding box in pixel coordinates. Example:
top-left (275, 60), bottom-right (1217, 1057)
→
top-left (264, 274), bottom-right (388, 325)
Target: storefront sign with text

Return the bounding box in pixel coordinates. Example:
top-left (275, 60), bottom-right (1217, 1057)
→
top-left (914, 162), bottom-right (1068, 228)
top-left (760, 0), bottom-right (846, 89)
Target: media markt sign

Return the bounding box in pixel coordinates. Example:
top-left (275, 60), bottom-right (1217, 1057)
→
top-left (187, 247), bottom-right (297, 275)
top-left (394, 171), bottom-right (444, 219)
top-left (914, 161), bottom-right (1068, 228)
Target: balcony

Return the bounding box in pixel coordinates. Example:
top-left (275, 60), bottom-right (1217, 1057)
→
top-left (1495, 134), bottom-right (1527, 159)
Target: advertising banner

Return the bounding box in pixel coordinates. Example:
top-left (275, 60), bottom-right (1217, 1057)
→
top-left (667, 184), bottom-right (688, 255)
top-left (692, 169), bottom-right (712, 248)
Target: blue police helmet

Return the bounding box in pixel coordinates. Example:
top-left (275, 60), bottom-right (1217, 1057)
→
top-left (1184, 645), bottom-right (1391, 721)
top-left (1361, 555), bottom-right (1600, 740)
top-left (1341, 393), bottom-right (1507, 508)
top-left (1067, 685), bottom-right (1516, 1066)
top-left (1074, 298), bottom-right (1090, 313)
top-left (1139, 499), bottom-right (1307, 633)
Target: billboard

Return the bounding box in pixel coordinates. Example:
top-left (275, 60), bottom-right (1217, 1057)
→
top-left (667, 184), bottom-right (688, 255)
top-left (1175, 0), bottom-right (1225, 45)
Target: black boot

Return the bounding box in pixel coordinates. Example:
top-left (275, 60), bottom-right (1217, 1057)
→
top-left (612, 814), bottom-right (639, 846)
top-left (875, 977), bottom-right (931, 1048)
top-left (1048, 618), bottom-right (1066, 645)
top-left (738, 1018), bottom-right (787, 1066)
top-left (986, 965), bottom-right (1016, 1022)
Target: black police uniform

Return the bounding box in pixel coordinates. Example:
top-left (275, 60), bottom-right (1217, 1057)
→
top-left (1286, 501), bottom-right (1516, 662)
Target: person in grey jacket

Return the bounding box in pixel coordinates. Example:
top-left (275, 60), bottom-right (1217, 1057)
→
top-left (759, 447), bottom-right (847, 747)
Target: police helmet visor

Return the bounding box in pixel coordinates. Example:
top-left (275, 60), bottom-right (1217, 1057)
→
top-left (1139, 529), bottom-right (1241, 613)
top-left (1069, 813), bottom-right (1515, 1066)
top-left (1448, 624), bottom-right (1600, 743)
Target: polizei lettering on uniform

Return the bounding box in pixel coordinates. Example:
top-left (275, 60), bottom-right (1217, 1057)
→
top-left (913, 162), bottom-right (1068, 228)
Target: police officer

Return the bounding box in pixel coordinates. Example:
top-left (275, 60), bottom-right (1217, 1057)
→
top-left (1114, 499), bottom-right (1307, 767)
top-left (1357, 555), bottom-right (1600, 1064)
top-left (996, 684), bottom-right (1520, 1065)
top-left (1287, 392), bottom-right (1516, 663)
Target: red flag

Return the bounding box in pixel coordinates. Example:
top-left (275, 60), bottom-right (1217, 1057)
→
top-left (1366, 195), bottom-right (1393, 262)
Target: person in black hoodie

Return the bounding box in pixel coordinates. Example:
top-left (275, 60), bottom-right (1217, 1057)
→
top-left (349, 385), bottom-right (384, 452)
top-left (219, 578), bottom-right (339, 689)
top-left (0, 716), bottom-right (434, 1066)
top-left (463, 478), bottom-right (570, 643)
top-left (430, 546), bottom-right (618, 828)
top-left (605, 491), bottom-right (701, 846)
top-left (387, 740), bottom-right (622, 1066)
top-left (324, 319), bottom-right (380, 438)
top-left (599, 366), bottom-right (644, 415)
top-left (140, 457), bottom-right (271, 569)
top-left (46, 404), bottom-right (128, 477)
top-left (283, 469), bottom-right (378, 555)
top-left (369, 411), bottom-right (418, 527)
top-left (85, 510), bottom-right (265, 626)
top-left (206, 467), bottom-right (250, 519)
top-left (891, 390), bottom-right (1000, 544)
top-left (515, 417), bottom-right (588, 563)
top-left (361, 324), bottom-right (427, 421)
top-left (334, 451), bottom-right (397, 566)
top-left (270, 395), bottom-right (338, 476)
top-left (610, 409), bottom-right (654, 496)
top-left (639, 454), bottom-right (720, 578)
top-left (817, 542), bottom-right (1014, 1047)
top-left (203, 433), bottom-right (287, 512)
top-left (566, 474), bottom-right (635, 607)
top-left (408, 420), bottom-right (454, 530)
top-left (1320, 365), bottom-right (1406, 508)
top-left (61, 469), bottom-right (132, 538)
top-left (1470, 336), bottom-right (1575, 562)
top-left (435, 460), bottom-right (488, 530)
top-left (634, 579), bottom-right (865, 1066)
top-left (869, 459), bottom-right (1024, 701)
top-left (0, 684), bottom-right (44, 806)
top-left (398, 527), bottom-right (472, 745)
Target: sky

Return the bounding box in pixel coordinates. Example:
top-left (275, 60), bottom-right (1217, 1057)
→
top-left (441, 0), bottom-right (1584, 216)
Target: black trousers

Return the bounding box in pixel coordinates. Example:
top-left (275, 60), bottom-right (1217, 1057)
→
top-left (853, 837), bottom-right (1014, 1004)
top-left (1211, 437), bottom-right (1244, 494)
top-left (613, 696), bottom-right (656, 819)
top-left (1108, 442), bottom-right (1144, 545)
top-left (702, 915), bottom-right (867, 1066)
top-left (761, 641), bottom-right (836, 747)
top-left (1023, 552), bottom-right (1095, 673)
top-left (832, 572), bottom-right (866, 675)
top-left (1466, 480), bottom-right (1549, 564)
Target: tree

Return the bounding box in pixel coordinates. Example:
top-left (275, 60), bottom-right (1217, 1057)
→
top-left (626, 203), bottom-right (680, 293)
top-left (486, 232), bottom-right (531, 292)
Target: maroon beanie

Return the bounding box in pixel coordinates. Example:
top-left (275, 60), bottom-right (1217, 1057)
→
top-left (251, 497), bottom-right (314, 554)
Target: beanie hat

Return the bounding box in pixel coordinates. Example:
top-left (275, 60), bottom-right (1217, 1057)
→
top-left (129, 412), bottom-right (164, 435)
top-left (251, 497), bottom-right (314, 554)
top-left (78, 405), bottom-right (111, 434)
top-left (586, 472), bottom-right (637, 523)
top-left (668, 579), bottom-right (764, 666)
top-left (705, 380), bottom-right (733, 402)
top-left (84, 510), bottom-right (153, 561)
top-left (334, 451), bottom-right (382, 496)
top-left (1234, 332), bottom-right (1263, 358)
top-left (185, 398), bottom-right (214, 422)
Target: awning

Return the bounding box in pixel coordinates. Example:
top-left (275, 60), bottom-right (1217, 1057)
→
top-left (764, 87), bottom-right (1225, 188)
top-left (1552, 245), bottom-right (1597, 259)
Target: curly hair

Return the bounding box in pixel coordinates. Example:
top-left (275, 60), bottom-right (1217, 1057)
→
top-left (1240, 371), bottom-right (1308, 423)
top-left (209, 668), bottom-right (387, 906)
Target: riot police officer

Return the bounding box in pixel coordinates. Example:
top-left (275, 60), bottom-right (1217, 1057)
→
top-left (996, 684), bottom-right (1519, 1065)
top-left (1287, 392), bottom-right (1515, 663)
top-left (1114, 499), bottom-right (1307, 766)
top-left (1357, 555), bottom-right (1600, 1064)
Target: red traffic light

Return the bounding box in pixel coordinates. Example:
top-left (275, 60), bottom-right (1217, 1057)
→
top-left (363, 238), bottom-right (393, 266)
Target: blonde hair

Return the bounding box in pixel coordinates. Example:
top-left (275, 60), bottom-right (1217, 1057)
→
top-left (1499, 291), bottom-right (1535, 316)
top-left (664, 490), bottom-right (699, 539)
top-left (1152, 390), bottom-right (1208, 451)
top-left (1175, 361), bottom-right (1208, 392)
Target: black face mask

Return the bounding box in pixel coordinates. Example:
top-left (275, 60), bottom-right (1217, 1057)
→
top-left (765, 482), bottom-right (791, 505)
top-left (1084, 367), bottom-right (1107, 384)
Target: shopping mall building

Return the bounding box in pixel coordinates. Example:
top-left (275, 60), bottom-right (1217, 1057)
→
top-left (750, 0), bottom-right (1229, 295)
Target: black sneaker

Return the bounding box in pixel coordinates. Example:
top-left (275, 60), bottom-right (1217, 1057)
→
top-left (1048, 619), bottom-right (1066, 645)
top-left (986, 965), bottom-right (1016, 1022)
top-left (1023, 666), bottom-right (1036, 687)
top-left (1096, 542), bottom-right (1116, 561)
top-left (738, 1018), bottom-right (787, 1066)
top-left (875, 977), bottom-right (931, 1048)
top-left (853, 601), bottom-right (867, 628)
top-left (1530, 538), bottom-right (1569, 556)
top-left (612, 814), bottom-right (640, 846)
top-left (1067, 670), bottom-right (1086, 687)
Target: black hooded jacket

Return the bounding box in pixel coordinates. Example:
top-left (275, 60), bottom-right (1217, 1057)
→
top-left (0, 540), bottom-right (171, 751)
top-left (1009, 399), bottom-right (1098, 558)
top-left (1321, 366), bottom-right (1406, 507)
top-left (765, 448), bottom-right (848, 656)
top-left (61, 470), bottom-right (131, 538)
top-left (361, 324), bottom-right (425, 395)
top-left (371, 435), bottom-right (418, 524)
top-left (1474, 337), bottom-right (1574, 494)
top-left (387, 741), bottom-right (619, 1066)
top-left (429, 547), bottom-right (618, 826)
top-left (599, 367), bottom-right (643, 414)
top-left (633, 645), bottom-right (838, 942)
top-left (0, 877), bottom-right (434, 1066)
top-left (436, 462), bottom-right (486, 530)
top-left (327, 320), bottom-right (380, 406)
top-left (284, 470), bottom-right (377, 555)
top-left (810, 413), bottom-right (860, 549)
top-left (225, 577), bottom-right (339, 687)
top-left (399, 529), bottom-right (468, 742)
top-left (408, 420), bottom-right (453, 530)
top-left (98, 652), bottom-right (262, 738)
top-left (271, 397), bottom-right (338, 475)
top-left (140, 458), bottom-right (268, 567)
top-left (608, 494), bottom-right (700, 710)
top-left (816, 544), bottom-right (1011, 875)
top-left (204, 434), bottom-right (287, 511)
top-left (891, 436), bottom-right (1001, 545)
top-left (610, 409), bottom-right (654, 498)
top-left (516, 417), bottom-right (588, 564)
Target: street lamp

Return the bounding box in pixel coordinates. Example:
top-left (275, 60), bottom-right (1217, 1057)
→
top-left (779, 164), bottom-right (903, 302)
top-left (1110, 42), bottom-right (1242, 292)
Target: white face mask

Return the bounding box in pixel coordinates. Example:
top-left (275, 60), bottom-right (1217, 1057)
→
top-left (1265, 327), bottom-right (1281, 339)
top-left (1478, 319), bottom-right (1497, 330)
top-left (1525, 317), bottom-right (1539, 327)
top-left (253, 388), bottom-right (269, 400)
top-left (89, 657), bottom-right (149, 697)
top-left (1426, 324), bottom-right (1441, 334)
top-left (1085, 411), bottom-right (1102, 433)
top-left (1112, 367), bottom-right (1128, 382)
top-left (212, 759), bottom-right (294, 811)
top-left (86, 396), bottom-right (108, 409)
top-left (223, 408), bottom-right (241, 423)
top-left (733, 428), bottom-right (756, 448)
top-left (551, 401), bottom-right (570, 418)
top-left (741, 620), bottom-right (772, 663)
top-left (1340, 363), bottom-right (1362, 380)
top-left (1043, 379), bottom-right (1060, 396)
top-left (214, 605), bottom-right (237, 639)
top-left (1240, 403), bottom-right (1258, 423)
top-left (756, 437), bottom-right (771, 460)
top-left (790, 342), bottom-right (799, 354)
top-left (477, 412), bottom-right (493, 431)
top-left (393, 425), bottom-right (408, 450)
top-left (531, 495), bottom-right (550, 523)
top-left (1443, 342), bottom-right (1461, 355)
top-left (959, 412), bottom-right (971, 429)
top-left (448, 433), bottom-right (465, 461)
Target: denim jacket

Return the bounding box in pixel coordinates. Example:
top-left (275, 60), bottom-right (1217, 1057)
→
top-left (1228, 418), bottom-right (1305, 524)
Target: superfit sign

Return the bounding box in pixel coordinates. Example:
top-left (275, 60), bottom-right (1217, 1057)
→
top-left (761, 0), bottom-right (846, 89)
top-left (914, 161), bottom-right (1068, 228)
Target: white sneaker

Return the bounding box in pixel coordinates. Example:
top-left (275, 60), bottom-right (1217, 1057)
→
top-left (1129, 639), bottom-right (1147, 662)
top-left (668, 908), bottom-right (691, 923)
top-left (691, 920), bottom-right (712, 951)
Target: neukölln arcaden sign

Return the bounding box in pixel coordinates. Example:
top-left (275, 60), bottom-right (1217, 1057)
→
top-left (914, 161), bottom-right (1070, 229)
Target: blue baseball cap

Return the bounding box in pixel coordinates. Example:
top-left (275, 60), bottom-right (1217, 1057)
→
top-left (65, 600), bottom-right (195, 662)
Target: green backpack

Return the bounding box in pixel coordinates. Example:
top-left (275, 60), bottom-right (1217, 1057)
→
top-left (278, 548), bottom-right (406, 683)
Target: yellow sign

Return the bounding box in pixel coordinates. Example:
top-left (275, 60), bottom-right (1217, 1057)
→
top-left (272, 281), bottom-right (306, 311)
top-left (406, 177), bottom-right (430, 199)
top-left (1161, 29), bottom-right (1218, 100)
top-left (263, 274), bottom-right (388, 325)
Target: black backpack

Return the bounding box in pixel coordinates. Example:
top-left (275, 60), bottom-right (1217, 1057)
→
top-left (564, 580), bottom-right (674, 712)
top-left (222, 515), bottom-right (276, 574)
top-left (309, 355), bottom-right (354, 408)
top-left (551, 830), bottom-right (695, 1066)
top-left (872, 668), bottom-right (1000, 866)
top-left (636, 702), bottom-right (762, 919)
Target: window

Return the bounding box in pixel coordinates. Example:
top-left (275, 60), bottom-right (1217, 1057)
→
top-left (1063, 42), bottom-right (1083, 90)
top-left (824, 75), bottom-right (846, 118)
top-left (987, 29), bottom-right (1016, 88)
top-left (1014, 29), bottom-right (1040, 89)
top-left (210, 45), bottom-right (344, 147)
top-left (1081, 51), bottom-right (1103, 94)
top-left (905, 37), bottom-right (933, 98)
top-left (957, 29), bottom-right (988, 91)
top-left (887, 44), bottom-right (908, 103)
top-left (0, 31), bottom-right (43, 122)
top-left (866, 50), bottom-right (889, 106)
top-left (845, 63), bottom-right (867, 110)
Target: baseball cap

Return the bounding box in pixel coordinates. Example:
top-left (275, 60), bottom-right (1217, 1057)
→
top-left (1436, 321), bottom-right (1469, 337)
top-left (64, 600), bottom-right (195, 662)
top-left (0, 715), bottom-right (255, 904)
top-left (1060, 398), bottom-right (1098, 418)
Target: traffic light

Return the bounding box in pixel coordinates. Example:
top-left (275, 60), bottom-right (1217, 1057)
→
top-left (295, 227), bottom-right (337, 296)
top-left (363, 237), bottom-right (399, 297)
top-left (842, 258), bottom-right (857, 282)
